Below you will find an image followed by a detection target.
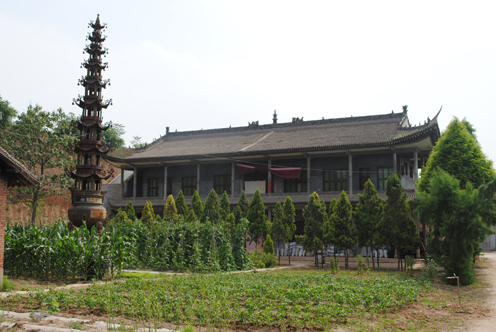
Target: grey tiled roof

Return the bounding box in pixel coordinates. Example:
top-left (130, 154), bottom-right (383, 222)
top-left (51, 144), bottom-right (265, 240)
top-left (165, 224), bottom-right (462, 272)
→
top-left (0, 146), bottom-right (38, 186)
top-left (106, 110), bottom-right (440, 163)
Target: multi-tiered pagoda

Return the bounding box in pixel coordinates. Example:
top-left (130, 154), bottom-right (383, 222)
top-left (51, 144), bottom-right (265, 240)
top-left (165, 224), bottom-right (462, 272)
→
top-left (68, 14), bottom-right (112, 229)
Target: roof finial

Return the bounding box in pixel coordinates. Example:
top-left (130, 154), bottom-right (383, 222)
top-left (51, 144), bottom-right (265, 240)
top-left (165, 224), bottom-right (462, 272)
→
top-left (273, 109), bottom-right (278, 125)
top-left (402, 105), bottom-right (408, 112)
top-left (96, 14), bottom-right (100, 25)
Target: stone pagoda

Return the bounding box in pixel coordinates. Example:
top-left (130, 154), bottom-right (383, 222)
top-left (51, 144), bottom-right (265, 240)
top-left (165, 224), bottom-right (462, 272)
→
top-left (68, 14), bottom-right (113, 229)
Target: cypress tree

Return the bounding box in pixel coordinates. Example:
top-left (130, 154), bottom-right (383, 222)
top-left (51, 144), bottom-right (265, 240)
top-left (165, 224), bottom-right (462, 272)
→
top-left (331, 191), bottom-right (355, 269)
top-left (246, 190), bottom-right (268, 246)
top-left (298, 192), bottom-right (329, 267)
top-left (354, 179), bottom-right (383, 270)
top-left (219, 191), bottom-right (231, 222)
top-left (191, 190), bottom-right (204, 219)
top-left (175, 190), bottom-right (188, 216)
top-left (418, 117), bottom-right (495, 192)
top-left (282, 196), bottom-right (296, 265)
top-left (263, 234), bottom-right (275, 254)
top-left (141, 201), bottom-right (155, 228)
top-left (125, 200), bottom-right (136, 221)
top-left (270, 202), bottom-right (285, 262)
top-left (326, 198), bottom-right (338, 266)
top-left (201, 188), bottom-right (220, 224)
top-left (384, 173), bottom-right (419, 271)
top-left (185, 208), bottom-right (197, 224)
top-left (237, 190), bottom-right (250, 218)
top-left (164, 194), bottom-right (179, 224)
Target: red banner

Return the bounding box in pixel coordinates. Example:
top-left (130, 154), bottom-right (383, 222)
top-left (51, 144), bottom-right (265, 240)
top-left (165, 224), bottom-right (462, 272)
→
top-left (236, 164), bottom-right (301, 178)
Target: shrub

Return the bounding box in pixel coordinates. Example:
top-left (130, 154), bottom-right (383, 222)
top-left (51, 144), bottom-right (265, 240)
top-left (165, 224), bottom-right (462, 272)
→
top-left (248, 248), bottom-right (276, 269)
top-left (2, 276), bottom-right (14, 291)
top-left (263, 234), bottom-right (274, 254)
top-left (356, 254), bottom-right (364, 275)
top-left (424, 255), bottom-right (439, 279)
top-left (405, 255), bottom-right (415, 276)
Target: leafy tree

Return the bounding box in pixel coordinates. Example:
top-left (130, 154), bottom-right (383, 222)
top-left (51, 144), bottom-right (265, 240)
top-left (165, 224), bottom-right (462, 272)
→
top-left (141, 201), bottom-right (155, 228)
top-left (201, 188), bottom-right (220, 224)
top-left (102, 123), bottom-right (126, 149)
top-left (418, 117), bottom-right (495, 192)
top-left (219, 191), bottom-right (231, 222)
top-left (263, 234), bottom-right (275, 254)
top-left (191, 190), bottom-right (203, 218)
top-left (246, 190), bottom-right (268, 246)
top-left (298, 192), bottom-right (329, 267)
top-left (175, 190), bottom-right (188, 216)
top-left (0, 95), bottom-right (17, 129)
top-left (125, 201), bottom-right (136, 221)
top-left (325, 198), bottom-right (338, 265)
top-left (237, 190), bottom-right (250, 217)
top-left (417, 170), bottom-right (496, 284)
top-left (3, 105), bottom-right (76, 224)
top-left (130, 136), bottom-right (144, 148)
top-left (163, 195), bottom-right (179, 224)
top-left (330, 191), bottom-right (355, 269)
top-left (384, 174), bottom-right (419, 271)
top-left (354, 179), bottom-right (383, 270)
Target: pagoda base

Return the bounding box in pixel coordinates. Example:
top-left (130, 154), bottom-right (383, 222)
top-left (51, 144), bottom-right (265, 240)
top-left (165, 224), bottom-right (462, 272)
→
top-left (68, 203), bottom-right (107, 229)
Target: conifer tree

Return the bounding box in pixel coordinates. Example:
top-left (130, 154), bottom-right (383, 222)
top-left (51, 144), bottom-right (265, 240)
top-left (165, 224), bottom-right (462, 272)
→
top-left (282, 196), bottom-right (297, 265)
top-left (125, 200), bottom-right (136, 221)
top-left (331, 191), bottom-right (355, 269)
top-left (191, 190), bottom-right (204, 218)
top-left (384, 174), bottom-right (419, 271)
top-left (263, 234), bottom-right (275, 254)
top-left (219, 191), bottom-right (231, 222)
top-left (418, 117), bottom-right (495, 192)
top-left (246, 190), bottom-right (268, 246)
top-left (270, 201), bottom-right (285, 263)
top-left (417, 170), bottom-right (496, 284)
top-left (354, 179), bottom-right (383, 270)
top-left (164, 195), bottom-right (179, 224)
top-left (185, 208), bottom-right (197, 224)
top-left (175, 190), bottom-right (188, 216)
top-left (298, 192), bottom-right (329, 267)
top-left (201, 188), bottom-right (220, 224)
top-left (233, 206), bottom-right (243, 225)
top-left (237, 190), bottom-right (250, 217)
top-left (326, 198), bottom-right (338, 265)
top-left (141, 201), bottom-right (155, 228)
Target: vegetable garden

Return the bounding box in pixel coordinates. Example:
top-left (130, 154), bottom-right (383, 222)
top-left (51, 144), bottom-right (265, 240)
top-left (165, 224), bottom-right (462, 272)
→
top-left (0, 270), bottom-right (431, 330)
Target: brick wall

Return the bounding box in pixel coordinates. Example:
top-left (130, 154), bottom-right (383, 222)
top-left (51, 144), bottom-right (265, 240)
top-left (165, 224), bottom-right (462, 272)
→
top-left (0, 174), bottom-right (7, 284)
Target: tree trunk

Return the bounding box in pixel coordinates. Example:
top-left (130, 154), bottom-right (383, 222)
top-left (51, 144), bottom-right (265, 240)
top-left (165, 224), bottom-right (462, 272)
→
top-left (376, 246), bottom-right (380, 269)
top-left (370, 245), bottom-right (376, 271)
top-left (277, 242), bottom-right (280, 265)
top-left (345, 250), bottom-right (348, 270)
top-left (365, 246), bottom-right (369, 272)
top-left (314, 250), bottom-right (318, 268)
top-left (31, 187), bottom-right (39, 225)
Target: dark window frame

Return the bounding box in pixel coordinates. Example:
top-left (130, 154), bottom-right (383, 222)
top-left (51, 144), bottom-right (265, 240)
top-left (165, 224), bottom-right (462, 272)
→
top-left (148, 178), bottom-right (159, 197)
top-left (182, 176), bottom-right (197, 196)
top-left (214, 174), bottom-right (231, 195)
top-left (323, 170), bottom-right (348, 192)
top-left (359, 168), bottom-right (370, 190)
top-left (284, 170), bottom-right (307, 193)
top-left (377, 168), bottom-right (394, 190)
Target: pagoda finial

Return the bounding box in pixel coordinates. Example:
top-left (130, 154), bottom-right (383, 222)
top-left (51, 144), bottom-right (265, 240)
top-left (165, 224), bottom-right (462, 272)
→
top-left (273, 109), bottom-right (278, 125)
top-left (96, 14), bottom-right (100, 25)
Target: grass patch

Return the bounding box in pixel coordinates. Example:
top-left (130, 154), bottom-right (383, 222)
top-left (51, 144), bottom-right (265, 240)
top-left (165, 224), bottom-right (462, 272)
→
top-left (119, 272), bottom-right (165, 279)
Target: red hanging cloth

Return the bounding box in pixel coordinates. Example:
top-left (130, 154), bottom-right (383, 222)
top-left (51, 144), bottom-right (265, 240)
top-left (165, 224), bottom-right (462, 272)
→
top-left (269, 167), bottom-right (301, 179)
top-left (236, 163), bottom-right (256, 174)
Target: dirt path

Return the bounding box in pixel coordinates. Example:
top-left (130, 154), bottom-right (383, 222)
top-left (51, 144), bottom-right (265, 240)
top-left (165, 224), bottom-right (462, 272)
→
top-left (469, 251), bottom-right (496, 331)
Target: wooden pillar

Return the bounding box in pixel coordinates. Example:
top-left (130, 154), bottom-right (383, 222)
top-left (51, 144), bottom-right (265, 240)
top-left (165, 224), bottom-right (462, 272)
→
top-left (196, 164), bottom-right (200, 193)
top-left (163, 166), bottom-right (168, 199)
top-left (121, 168), bottom-right (125, 199)
top-left (414, 151), bottom-right (419, 182)
top-left (348, 154), bottom-right (353, 195)
top-left (268, 159), bottom-right (272, 194)
top-left (0, 175), bottom-right (7, 288)
top-left (231, 162), bottom-right (235, 198)
top-left (307, 157), bottom-right (311, 194)
top-left (133, 167), bottom-right (137, 199)
top-left (393, 152), bottom-right (397, 175)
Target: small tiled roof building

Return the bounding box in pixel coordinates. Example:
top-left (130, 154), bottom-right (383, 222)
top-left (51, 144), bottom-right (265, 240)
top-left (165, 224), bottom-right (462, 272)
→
top-left (0, 146), bottom-right (37, 287)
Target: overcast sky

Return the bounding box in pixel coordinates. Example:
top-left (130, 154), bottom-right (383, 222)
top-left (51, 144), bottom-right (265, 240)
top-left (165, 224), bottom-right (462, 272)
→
top-left (1, 1), bottom-right (495, 162)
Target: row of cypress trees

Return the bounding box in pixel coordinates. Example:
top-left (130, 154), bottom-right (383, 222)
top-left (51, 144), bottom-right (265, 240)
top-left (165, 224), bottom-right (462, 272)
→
top-left (298, 173), bottom-right (419, 270)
